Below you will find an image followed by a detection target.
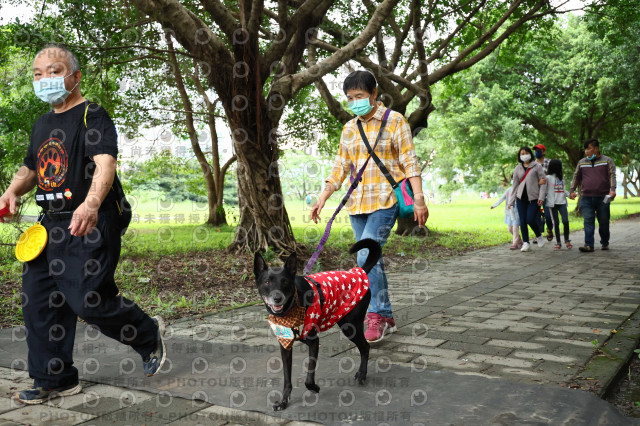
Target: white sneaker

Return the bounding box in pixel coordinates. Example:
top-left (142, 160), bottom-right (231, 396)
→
top-left (537, 236), bottom-right (546, 248)
top-left (521, 242), bottom-right (530, 252)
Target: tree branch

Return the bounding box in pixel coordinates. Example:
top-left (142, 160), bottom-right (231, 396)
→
top-left (202, 0), bottom-right (239, 41)
top-left (316, 76), bottom-right (353, 124)
top-left (221, 155), bottom-right (238, 178)
top-left (274, 0), bottom-right (400, 101)
top-left (130, 0), bottom-right (236, 103)
top-left (389, 6), bottom-right (415, 70)
top-left (248, 0), bottom-right (265, 36)
top-left (423, 0), bottom-right (487, 67)
top-left (429, 0), bottom-right (551, 84)
top-left (261, 0), bottom-right (330, 81)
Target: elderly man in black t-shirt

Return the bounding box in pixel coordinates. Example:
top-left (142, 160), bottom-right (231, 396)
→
top-left (0, 44), bottom-right (166, 404)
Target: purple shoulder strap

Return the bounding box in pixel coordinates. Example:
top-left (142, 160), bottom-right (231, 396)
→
top-left (303, 108), bottom-right (392, 274)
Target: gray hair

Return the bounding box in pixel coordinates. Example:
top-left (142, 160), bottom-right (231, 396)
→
top-left (34, 43), bottom-right (81, 73)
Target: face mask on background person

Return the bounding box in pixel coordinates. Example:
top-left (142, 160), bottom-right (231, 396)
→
top-left (587, 154), bottom-right (596, 160)
top-left (348, 98), bottom-right (373, 116)
top-left (520, 154), bottom-right (531, 163)
top-left (534, 150), bottom-right (543, 159)
top-left (33, 73), bottom-right (78, 105)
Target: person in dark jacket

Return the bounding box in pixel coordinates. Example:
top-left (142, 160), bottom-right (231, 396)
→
top-left (569, 138), bottom-right (617, 252)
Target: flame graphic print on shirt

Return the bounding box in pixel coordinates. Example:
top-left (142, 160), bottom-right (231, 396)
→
top-left (36, 138), bottom-right (68, 191)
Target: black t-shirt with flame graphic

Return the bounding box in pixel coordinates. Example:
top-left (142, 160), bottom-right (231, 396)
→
top-left (23, 101), bottom-right (118, 212)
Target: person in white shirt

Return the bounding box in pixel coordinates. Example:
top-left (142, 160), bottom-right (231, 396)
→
top-left (545, 159), bottom-right (572, 250)
top-left (491, 177), bottom-right (522, 250)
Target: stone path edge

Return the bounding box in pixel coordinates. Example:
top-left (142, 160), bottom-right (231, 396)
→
top-left (572, 306), bottom-right (640, 397)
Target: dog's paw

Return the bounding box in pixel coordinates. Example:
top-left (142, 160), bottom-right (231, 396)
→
top-left (273, 399), bottom-right (289, 411)
top-left (355, 371), bottom-right (367, 385)
top-left (305, 382), bottom-right (320, 393)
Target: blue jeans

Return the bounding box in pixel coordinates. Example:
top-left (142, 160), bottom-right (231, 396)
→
top-left (580, 196), bottom-right (610, 247)
top-left (349, 205), bottom-right (398, 318)
top-left (515, 197), bottom-right (541, 243)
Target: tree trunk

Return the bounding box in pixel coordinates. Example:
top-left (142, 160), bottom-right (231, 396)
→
top-left (623, 172), bottom-right (629, 199)
top-left (395, 217), bottom-right (429, 237)
top-left (627, 167), bottom-right (639, 197)
top-left (224, 27), bottom-right (299, 254)
top-left (228, 127), bottom-right (297, 253)
top-left (166, 33), bottom-right (231, 227)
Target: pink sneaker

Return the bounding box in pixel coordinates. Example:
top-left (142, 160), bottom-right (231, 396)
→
top-left (385, 316), bottom-right (397, 333)
top-left (365, 313), bottom-right (397, 342)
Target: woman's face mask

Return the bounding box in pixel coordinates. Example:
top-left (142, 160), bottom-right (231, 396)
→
top-left (348, 98), bottom-right (373, 116)
top-left (520, 154), bottom-right (532, 163)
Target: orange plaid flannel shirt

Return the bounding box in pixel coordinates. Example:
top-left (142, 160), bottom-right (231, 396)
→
top-left (326, 103), bottom-right (422, 215)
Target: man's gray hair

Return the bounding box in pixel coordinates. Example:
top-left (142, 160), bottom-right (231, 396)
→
top-left (34, 43), bottom-right (81, 73)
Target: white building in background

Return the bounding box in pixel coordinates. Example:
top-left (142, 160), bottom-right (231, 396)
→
top-left (117, 122), bottom-right (235, 170)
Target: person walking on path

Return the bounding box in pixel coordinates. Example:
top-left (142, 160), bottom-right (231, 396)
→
top-left (310, 70), bottom-right (428, 342)
top-left (569, 138), bottom-right (617, 252)
top-left (508, 147), bottom-right (548, 252)
top-left (545, 159), bottom-right (572, 250)
top-left (534, 144), bottom-right (554, 241)
top-left (0, 44), bottom-right (166, 405)
top-left (491, 178), bottom-right (522, 250)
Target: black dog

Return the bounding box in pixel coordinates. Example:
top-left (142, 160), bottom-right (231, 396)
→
top-left (254, 238), bottom-right (381, 411)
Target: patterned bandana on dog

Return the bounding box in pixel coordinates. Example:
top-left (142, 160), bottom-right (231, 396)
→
top-left (268, 267), bottom-right (370, 351)
top-left (268, 299), bottom-right (306, 350)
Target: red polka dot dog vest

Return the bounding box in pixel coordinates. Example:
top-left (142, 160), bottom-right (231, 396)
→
top-left (268, 267), bottom-right (370, 350)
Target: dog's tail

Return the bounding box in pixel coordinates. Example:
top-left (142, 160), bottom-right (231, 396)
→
top-left (349, 238), bottom-right (382, 274)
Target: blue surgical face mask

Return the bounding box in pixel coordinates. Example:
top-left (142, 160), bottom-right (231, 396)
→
top-left (348, 98), bottom-right (373, 116)
top-left (33, 73), bottom-right (78, 105)
top-left (534, 150), bottom-right (543, 159)
top-left (587, 154), bottom-right (596, 160)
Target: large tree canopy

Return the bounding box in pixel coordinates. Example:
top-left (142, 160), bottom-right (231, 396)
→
top-left (422, 11), bottom-right (640, 192)
top-left (311, 0), bottom-right (565, 134)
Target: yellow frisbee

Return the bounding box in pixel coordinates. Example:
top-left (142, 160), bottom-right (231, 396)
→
top-left (15, 222), bottom-right (48, 262)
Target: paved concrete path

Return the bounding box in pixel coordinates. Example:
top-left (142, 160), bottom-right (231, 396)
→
top-left (0, 216), bottom-right (639, 425)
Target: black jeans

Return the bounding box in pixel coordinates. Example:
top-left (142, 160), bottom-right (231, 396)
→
top-left (550, 204), bottom-right (570, 244)
top-left (21, 209), bottom-right (157, 388)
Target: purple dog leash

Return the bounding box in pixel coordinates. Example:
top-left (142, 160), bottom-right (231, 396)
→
top-left (303, 109), bottom-right (391, 274)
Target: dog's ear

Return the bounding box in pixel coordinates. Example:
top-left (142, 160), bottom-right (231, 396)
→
top-left (284, 252), bottom-right (297, 276)
top-left (254, 251), bottom-right (268, 278)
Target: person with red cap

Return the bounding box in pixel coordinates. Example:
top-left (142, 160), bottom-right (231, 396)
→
top-left (533, 144), bottom-right (554, 241)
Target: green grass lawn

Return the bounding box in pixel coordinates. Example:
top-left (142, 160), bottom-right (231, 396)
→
top-left (4, 195), bottom-right (640, 258)
top-left (2, 195), bottom-right (639, 327)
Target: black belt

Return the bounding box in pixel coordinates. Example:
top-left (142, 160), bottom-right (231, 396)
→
top-left (45, 211), bottom-right (74, 220)
top-left (44, 205), bottom-right (114, 221)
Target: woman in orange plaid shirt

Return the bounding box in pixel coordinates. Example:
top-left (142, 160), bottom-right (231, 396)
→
top-left (311, 70), bottom-right (428, 342)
